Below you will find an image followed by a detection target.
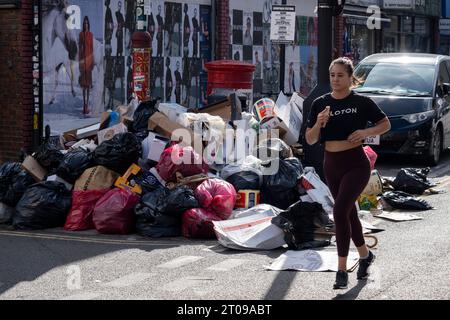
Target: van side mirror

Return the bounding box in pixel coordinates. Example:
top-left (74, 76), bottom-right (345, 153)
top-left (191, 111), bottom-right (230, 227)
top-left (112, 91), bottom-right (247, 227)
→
top-left (443, 83), bottom-right (450, 96)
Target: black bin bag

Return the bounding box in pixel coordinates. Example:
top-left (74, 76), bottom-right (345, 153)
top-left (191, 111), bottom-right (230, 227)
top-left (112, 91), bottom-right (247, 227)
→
top-left (392, 168), bottom-right (435, 195)
top-left (13, 181), bottom-right (72, 230)
top-left (56, 149), bottom-right (94, 184)
top-left (0, 162), bottom-right (35, 207)
top-left (132, 99), bottom-right (159, 132)
top-left (261, 157), bottom-right (303, 210)
top-left (135, 186), bottom-right (198, 237)
top-left (381, 191), bottom-right (433, 211)
top-left (272, 200), bottom-right (333, 250)
top-left (93, 132), bottom-right (142, 174)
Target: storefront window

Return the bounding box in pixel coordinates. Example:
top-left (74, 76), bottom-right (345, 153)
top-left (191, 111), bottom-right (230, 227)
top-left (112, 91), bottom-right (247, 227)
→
top-left (401, 16), bottom-right (412, 33)
top-left (343, 21), bottom-right (373, 65)
top-left (382, 16), bottom-right (398, 53)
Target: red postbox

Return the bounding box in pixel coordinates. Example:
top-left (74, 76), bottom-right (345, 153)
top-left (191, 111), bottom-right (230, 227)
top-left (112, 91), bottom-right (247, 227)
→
top-left (204, 60), bottom-right (255, 100)
top-left (131, 30), bottom-right (151, 101)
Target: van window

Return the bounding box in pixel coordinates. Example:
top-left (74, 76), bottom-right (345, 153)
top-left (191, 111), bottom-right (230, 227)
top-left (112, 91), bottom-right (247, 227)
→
top-left (438, 62), bottom-right (450, 85)
top-left (354, 62), bottom-right (435, 96)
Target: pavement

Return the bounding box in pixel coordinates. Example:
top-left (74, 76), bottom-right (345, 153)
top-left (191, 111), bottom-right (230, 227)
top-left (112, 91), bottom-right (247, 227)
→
top-left (0, 152), bottom-right (449, 301)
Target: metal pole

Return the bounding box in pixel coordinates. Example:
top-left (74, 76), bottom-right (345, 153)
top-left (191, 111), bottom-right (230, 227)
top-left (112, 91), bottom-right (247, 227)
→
top-left (279, 0), bottom-right (287, 93)
top-left (317, 0), bottom-right (333, 86)
top-left (211, 0), bottom-right (216, 60)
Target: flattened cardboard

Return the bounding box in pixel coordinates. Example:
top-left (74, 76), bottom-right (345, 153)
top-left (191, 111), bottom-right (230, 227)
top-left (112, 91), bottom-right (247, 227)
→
top-left (148, 111), bottom-right (195, 145)
top-left (97, 122), bottom-right (128, 145)
top-left (74, 165), bottom-right (120, 191)
top-left (22, 156), bottom-right (48, 182)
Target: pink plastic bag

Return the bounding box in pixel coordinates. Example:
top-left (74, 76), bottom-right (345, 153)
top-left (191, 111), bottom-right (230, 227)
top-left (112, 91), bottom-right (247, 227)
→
top-left (182, 208), bottom-right (221, 239)
top-left (64, 189), bottom-right (109, 231)
top-left (92, 188), bottom-right (140, 234)
top-left (156, 144), bottom-right (209, 182)
top-left (194, 178), bottom-right (237, 219)
top-left (363, 146), bottom-right (378, 171)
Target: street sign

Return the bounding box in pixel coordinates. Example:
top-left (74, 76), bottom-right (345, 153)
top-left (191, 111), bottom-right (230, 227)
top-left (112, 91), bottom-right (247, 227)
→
top-left (270, 5), bottom-right (296, 44)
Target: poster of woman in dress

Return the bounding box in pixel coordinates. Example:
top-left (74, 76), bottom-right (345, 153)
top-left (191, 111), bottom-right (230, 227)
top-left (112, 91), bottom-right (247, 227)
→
top-left (42, 0), bottom-right (104, 134)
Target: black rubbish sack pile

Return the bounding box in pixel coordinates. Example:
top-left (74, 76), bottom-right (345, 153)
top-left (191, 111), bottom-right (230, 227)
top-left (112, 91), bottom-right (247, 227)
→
top-left (0, 162), bottom-right (35, 207)
top-left (13, 181), bottom-right (72, 230)
top-left (135, 186), bottom-right (198, 237)
top-left (392, 167), bottom-right (435, 195)
top-left (261, 157), bottom-right (303, 210)
top-left (272, 200), bottom-right (334, 250)
top-left (56, 149), bottom-right (94, 184)
top-left (225, 171), bottom-right (260, 191)
top-left (381, 191), bottom-right (433, 211)
top-left (132, 98), bottom-right (158, 132)
top-left (93, 132), bottom-right (142, 174)
top-left (33, 141), bottom-right (64, 172)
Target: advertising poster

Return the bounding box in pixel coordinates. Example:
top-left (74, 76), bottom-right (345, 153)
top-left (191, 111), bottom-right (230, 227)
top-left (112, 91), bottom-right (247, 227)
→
top-left (105, 0), bottom-right (127, 110)
top-left (299, 45), bottom-right (318, 97)
top-left (284, 45), bottom-right (300, 94)
top-left (42, 0), bottom-right (104, 134)
top-left (151, 0), bottom-right (165, 58)
top-left (199, 4), bottom-right (212, 107)
top-left (164, 2), bottom-right (182, 57)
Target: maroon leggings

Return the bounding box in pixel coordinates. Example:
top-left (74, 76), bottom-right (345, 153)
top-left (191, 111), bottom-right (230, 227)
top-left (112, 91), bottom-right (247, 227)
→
top-left (323, 146), bottom-right (371, 257)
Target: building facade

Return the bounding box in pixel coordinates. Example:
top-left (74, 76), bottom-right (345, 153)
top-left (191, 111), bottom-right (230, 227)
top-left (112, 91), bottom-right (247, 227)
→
top-left (0, 0), bottom-right (446, 163)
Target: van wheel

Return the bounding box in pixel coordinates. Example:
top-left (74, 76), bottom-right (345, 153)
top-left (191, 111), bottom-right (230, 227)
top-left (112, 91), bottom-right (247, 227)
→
top-left (425, 128), bottom-right (442, 166)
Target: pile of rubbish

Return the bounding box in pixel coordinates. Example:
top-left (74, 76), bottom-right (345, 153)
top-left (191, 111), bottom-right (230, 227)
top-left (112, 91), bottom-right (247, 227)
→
top-left (0, 92), bottom-right (438, 250)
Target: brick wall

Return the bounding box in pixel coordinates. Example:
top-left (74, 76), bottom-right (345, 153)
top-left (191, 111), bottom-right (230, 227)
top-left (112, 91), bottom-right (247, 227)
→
top-left (0, 0), bottom-right (33, 164)
top-left (216, 0), bottom-right (230, 60)
top-left (334, 15), bottom-right (344, 59)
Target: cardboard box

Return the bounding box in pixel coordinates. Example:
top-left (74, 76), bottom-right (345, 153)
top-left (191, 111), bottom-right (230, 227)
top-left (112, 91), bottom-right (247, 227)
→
top-left (148, 111), bottom-right (195, 145)
top-left (200, 93), bottom-right (242, 121)
top-left (259, 92), bottom-right (303, 146)
top-left (274, 92), bottom-right (303, 145)
top-left (76, 123), bottom-right (101, 139)
top-left (22, 156), bottom-right (48, 182)
top-left (97, 122), bottom-right (128, 145)
top-left (144, 132), bottom-right (170, 162)
top-left (158, 103), bottom-right (188, 122)
top-left (74, 165), bottom-right (120, 191)
top-left (60, 121), bottom-right (101, 149)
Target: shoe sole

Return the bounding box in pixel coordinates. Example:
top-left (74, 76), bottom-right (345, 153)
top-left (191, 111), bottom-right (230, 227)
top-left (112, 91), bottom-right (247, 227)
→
top-left (357, 254), bottom-right (376, 280)
top-left (333, 285), bottom-right (348, 290)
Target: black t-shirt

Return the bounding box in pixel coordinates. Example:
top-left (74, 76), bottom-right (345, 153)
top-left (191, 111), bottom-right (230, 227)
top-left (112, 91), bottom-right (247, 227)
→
top-left (306, 91), bottom-right (386, 143)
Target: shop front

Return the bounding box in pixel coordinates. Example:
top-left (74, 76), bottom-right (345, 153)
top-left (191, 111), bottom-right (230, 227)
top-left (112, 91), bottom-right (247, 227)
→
top-left (439, 0), bottom-right (450, 55)
top-left (342, 0), bottom-right (384, 65)
top-left (381, 0), bottom-right (440, 53)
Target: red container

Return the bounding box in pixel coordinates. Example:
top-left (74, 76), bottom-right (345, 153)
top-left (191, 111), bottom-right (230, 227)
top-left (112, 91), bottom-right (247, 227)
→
top-left (205, 60), bottom-right (255, 96)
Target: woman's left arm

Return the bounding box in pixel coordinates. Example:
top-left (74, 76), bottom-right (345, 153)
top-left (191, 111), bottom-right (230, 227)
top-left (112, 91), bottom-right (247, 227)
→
top-left (347, 117), bottom-right (391, 144)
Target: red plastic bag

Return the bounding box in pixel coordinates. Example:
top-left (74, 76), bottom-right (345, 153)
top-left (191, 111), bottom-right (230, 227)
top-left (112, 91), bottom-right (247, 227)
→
top-left (182, 208), bottom-right (221, 239)
top-left (92, 188), bottom-right (140, 234)
top-left (64, 189), bottom-right (109, 231)
top-left (363, 146), bottom-right (378, 171)
top-left (156, 144), bottom-right (209, 182)
top-left (194, 178), bottom-right (237, 219)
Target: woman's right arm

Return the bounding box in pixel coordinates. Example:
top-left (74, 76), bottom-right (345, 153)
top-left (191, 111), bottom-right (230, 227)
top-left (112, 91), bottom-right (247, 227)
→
top-left (305, 106), bottom-right (330, 145)
top-left (305, 122), bottom-right (321, 145)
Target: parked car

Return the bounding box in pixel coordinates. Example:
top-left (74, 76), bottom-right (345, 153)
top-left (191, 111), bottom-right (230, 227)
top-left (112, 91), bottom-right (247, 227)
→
top-left (353, 53), bottom-right (450, 165)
